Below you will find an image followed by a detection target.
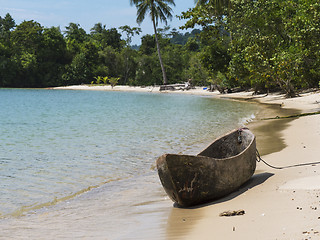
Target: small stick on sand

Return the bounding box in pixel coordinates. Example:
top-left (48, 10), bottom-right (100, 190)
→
top-left (219, 210), bottom-right (245, 217)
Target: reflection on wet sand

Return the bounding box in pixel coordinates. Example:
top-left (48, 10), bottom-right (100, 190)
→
top-left (166, 207), bottom-right (203, 239)
top-left (249, 103), bottom-right (300, 156)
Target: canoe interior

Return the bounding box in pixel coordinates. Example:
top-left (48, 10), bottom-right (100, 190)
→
top-left (198, 128), bottom-right (254, 159)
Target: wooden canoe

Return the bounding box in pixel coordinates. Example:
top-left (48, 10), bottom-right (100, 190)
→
top-left (156, 128), bottom-right (256, 207)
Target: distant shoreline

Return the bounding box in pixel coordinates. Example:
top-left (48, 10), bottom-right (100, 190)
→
top-left (53, 84), bottom-right (320, 112)
top-left (53, 84), bottom-right (219, 96)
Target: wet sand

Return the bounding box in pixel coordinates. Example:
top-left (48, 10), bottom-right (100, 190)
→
top-left (2, 86), bottom-right (320, 239)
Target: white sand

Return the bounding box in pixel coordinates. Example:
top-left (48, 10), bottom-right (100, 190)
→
top-left (54, 84), bottom-right (161, 92)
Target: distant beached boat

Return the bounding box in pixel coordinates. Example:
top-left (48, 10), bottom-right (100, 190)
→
top-left (156, 128), bottom-right (256, 207)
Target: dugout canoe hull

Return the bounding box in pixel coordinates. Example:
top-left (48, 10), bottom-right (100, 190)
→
top-left (156, 128), bottom-right (256, 207)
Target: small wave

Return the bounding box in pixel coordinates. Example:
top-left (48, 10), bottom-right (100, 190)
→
top-left (1, 177), bottom-right (126, 219)
top-left (239, 113), bottom-right (256, 126)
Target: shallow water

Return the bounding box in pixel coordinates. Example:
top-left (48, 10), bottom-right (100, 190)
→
top-left (0, 89), bottom-right (260, 238)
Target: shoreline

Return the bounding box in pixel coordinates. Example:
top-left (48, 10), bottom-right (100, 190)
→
top-left (58, 85), bottom-right (320, 239)
top-left (3, 85), bottom-right (320, 239)
top-left (185, 105), bottom-right (320, 240)
top-left (53, 84), bottom-right (320, 112)
top-left (162, 89), bottom-right (319, 239)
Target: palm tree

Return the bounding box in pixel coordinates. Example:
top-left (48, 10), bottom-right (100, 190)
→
top-left (130, 0), bottom-right (175, 85)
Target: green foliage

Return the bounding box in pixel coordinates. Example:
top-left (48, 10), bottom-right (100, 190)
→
top-left (134, 54), bottom-right (161, 86)
top-left (40, 27), bottom-right (68, 86)
top-left (170, 28), bottom-right (201, 45)
top-left (64, 23), bottom-right (88, 56)
top-left (93, 75), bottom-right (119, 88)
top-left (11, 20), bottom-right (44, 52)
top-left (139, 34), bottom-right (156, 55)
top-left (184, 38), bottom-right (199, 52)
top-left (98, 46), bottom-right (122, 79)
top-left (65, 23), bottom-right (87, 43)
top-left (200, 39), bottom-right (230, 78)
top-left (94, 76), bottom-right (109, 85)
top-left (91, 24), bottom-right (124, 51)
top-left (102, 76), bottom-right (109, 85)
top-left (94, 76), bottom-right (102, 84)
top-left (109, 77), bottom-right (120, 88)
top-left (130, 0), bottom-right (175, 25)
top-left (183, 53), bottom-right (210, 86)
top-left (2, 1), bottom-right (318, 92)
top-left (0, 13), bottom-right (15, 42)
top-left (62, 52), bottom-right (89, 85)
top-left (119, 25), bottom-right (142, 46)
top-left (0, 12), bottom-right (211, 89)
top-left (228, 0), bottom-right (320, 94)
top-left (120, 47), bottom-right (139, 84)
top-left (181, 0), bottom-right (320, 95)
top-left (162, 44), bottom-right (186, 83)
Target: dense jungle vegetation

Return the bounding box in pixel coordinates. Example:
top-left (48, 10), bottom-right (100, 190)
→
top-left (1, 0), bottom-right (319, 96)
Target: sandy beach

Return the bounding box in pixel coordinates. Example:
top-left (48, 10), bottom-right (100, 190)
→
top-left (1, 85), bottom-right (319, 239)
top-left (55, 85), bottom-right (320, 239)
top-left (166, 89), bottom-right (320, 240)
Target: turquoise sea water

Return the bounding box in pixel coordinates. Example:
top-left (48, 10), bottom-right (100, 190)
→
top-left (0, 89), bottom-right (259, 219)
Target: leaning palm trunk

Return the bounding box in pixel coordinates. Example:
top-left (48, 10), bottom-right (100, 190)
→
top-left (152, 17), bottom-right (168, 85)
top-left (130, 0), bottom-right (174, 85)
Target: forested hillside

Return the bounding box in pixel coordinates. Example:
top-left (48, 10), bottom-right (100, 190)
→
top-left (181, 0), bottom-right (320, 96)
top-left (0, 13), bottom-right (203, 88)
top-left (1, 0), bottom-right (319, 96)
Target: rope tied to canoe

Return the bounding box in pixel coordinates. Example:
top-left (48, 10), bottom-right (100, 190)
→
top-left (256, 149), bottom-right (320, 169)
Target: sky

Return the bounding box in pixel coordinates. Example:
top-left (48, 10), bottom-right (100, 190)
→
top-left (0, 0), bottom-right (197, 45)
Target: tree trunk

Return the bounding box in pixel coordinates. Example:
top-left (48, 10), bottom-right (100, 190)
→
top-left (152, 18), bottom-right (168, 85)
